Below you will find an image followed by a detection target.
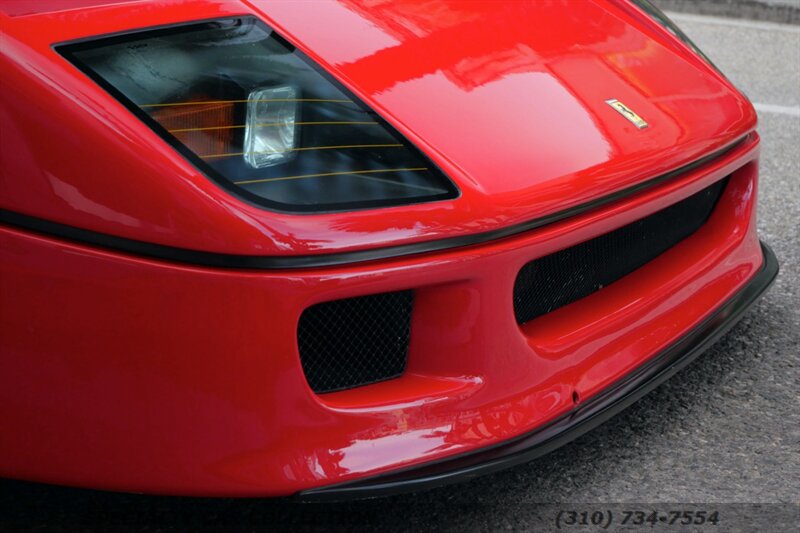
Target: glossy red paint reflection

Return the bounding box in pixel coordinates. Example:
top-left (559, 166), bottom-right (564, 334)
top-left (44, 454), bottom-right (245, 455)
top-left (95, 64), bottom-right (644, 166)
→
top-left (0, 0), bottom-right (765, 496)
top-left (0, 139), bottom-right (763, 495)
top-left (1, 0), bottom-right (754, 255)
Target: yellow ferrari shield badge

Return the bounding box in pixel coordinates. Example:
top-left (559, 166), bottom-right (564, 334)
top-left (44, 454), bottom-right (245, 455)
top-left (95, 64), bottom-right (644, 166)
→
top-left (605, 99), bottom-right (649, 129)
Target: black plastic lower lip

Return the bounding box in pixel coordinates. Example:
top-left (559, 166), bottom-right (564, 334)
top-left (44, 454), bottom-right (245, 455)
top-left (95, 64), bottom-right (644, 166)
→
top-left (297, 241), bottom-right (778, 501)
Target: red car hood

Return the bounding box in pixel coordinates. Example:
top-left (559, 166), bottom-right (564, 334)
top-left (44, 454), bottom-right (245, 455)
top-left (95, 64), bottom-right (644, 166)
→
top-left (258, 0), bottom-right (754, 203)
top-left (1, 0), bottom-right (756, 256)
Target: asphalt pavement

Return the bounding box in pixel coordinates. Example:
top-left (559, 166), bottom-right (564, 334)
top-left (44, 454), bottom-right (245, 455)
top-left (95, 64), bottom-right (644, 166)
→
top-left (657, 0), bottom-right (800, 24)
top-left (1, 11), bottom-right (798, 533)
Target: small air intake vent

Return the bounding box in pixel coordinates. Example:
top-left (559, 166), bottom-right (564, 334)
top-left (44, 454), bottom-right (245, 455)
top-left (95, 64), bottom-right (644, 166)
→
top-left (513, 177), bottom-right (728, 325)
top-left (298, 291), bottom-right (414, 393)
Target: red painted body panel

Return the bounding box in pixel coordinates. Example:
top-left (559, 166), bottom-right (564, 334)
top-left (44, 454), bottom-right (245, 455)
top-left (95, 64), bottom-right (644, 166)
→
top-left (0, 0), bottom-right (145, 17)
top-left (0, 141), bottom-right (762, 495)
top-left (0, 0), bottom-right (767, 496)
top-left (0, 0), bottom-right (754, 255)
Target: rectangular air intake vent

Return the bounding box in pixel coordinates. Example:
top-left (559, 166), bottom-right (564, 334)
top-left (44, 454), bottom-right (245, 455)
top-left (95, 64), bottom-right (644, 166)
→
top-left (513, 177), bottom-right (729, 325)
top-left (298, 290), bottom-right (414, 393)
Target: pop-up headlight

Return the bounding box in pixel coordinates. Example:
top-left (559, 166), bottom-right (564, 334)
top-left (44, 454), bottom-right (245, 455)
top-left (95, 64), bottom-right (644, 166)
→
top-left (59, 18), bottom-right (458, 212)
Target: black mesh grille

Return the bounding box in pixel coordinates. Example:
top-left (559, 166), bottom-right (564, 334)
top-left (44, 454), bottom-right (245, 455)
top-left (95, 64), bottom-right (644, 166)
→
top-left (298, 291), bottom-right (414, 393)
top-left (514, 178), bottom-right (728, 325)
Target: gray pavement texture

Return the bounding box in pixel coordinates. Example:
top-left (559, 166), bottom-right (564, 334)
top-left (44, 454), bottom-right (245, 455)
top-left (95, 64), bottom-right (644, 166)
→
top-left (656, 0), bottom-right (800, 24)
top-left (1, 11), bottom-right (799, 533)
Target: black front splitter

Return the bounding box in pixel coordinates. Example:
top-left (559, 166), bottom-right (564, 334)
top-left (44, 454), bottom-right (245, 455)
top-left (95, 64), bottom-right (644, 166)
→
top-left (297, 241), bottom-right (779, 501)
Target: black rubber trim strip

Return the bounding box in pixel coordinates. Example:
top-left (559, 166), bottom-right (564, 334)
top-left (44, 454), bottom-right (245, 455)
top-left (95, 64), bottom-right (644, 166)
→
top-left (0, 136), bottom-right (748, 270)
top-left (297, 241), bottom-right (778, 501)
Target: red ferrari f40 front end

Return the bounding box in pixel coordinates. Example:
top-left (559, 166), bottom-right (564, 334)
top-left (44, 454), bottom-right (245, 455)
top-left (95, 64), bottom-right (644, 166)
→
top-left (0, 0), bottom-right (777, 498)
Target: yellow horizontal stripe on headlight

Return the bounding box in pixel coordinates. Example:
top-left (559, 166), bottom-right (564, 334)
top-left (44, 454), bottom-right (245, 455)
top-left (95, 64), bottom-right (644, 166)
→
top-left (234, 167), bottom-right (428, 185)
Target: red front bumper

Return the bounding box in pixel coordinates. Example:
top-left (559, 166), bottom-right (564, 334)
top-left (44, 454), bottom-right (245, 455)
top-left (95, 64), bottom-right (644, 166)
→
top-left (0, 135), bottom-right (771, 497)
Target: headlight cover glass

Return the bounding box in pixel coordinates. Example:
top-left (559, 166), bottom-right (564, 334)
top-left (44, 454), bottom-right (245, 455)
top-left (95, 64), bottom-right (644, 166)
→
top-left (59, 17), bottom-right (459, 213)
